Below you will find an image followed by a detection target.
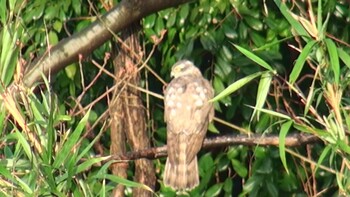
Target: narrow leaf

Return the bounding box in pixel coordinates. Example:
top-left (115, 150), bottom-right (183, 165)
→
top-left (325, 38), bottom-right (340, 84)
top-left (289, 40), bottom-right (317, 85)
top-left (251, 72), bottom-right (272, 121)
top-left (77, 123), bottom-right (106, 161)
top-left (210, 72), bottom-right (263, 102)
top-left (338, 47), bottom-right (350, 68)
top-left (53, 109), bottom-right (91, 168)
top-left (14, 131), bottom-right (33, 161)
top-left (279, 120), bottom-right (293, 174)
top-left (233, 44), bottom-right (274, 71)
top-left (273, 0), bottom-right (310, 38)
top-left (315, 145), bottom-right (331, 172)
top-left (77, 157), bottom-right (110, 174)
top-left (94, 174), bottom-right (153, 192)
top-left (246, 105), bottom-right (291, 120)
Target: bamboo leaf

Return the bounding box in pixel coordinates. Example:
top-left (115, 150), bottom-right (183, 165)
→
top-left (233, 44), bottom-right (274, 71)
top-left (289, 40), bottom-right (317, 85)
top-left (210, 72), bottom-right (264, 102)
top-left (251, 72), bottom-right (272, 121)
top-left (53, 109), bottom-right (91, 168)
top-left (338, 47), bottom-right (350, 68)
top-left (325, 38), bottom-right (340, 84)
top-left (279, 120), bottom-right (293, 174)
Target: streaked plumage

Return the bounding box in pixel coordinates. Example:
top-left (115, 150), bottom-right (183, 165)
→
top-left (163, 60), bottom-right (214, 191)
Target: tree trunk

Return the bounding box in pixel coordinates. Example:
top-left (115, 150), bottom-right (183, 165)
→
top-left (109, 23), bottom-right (155, 197)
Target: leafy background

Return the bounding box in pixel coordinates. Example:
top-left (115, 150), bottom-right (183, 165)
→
top-left (0, 0), bottom-right (350, 196)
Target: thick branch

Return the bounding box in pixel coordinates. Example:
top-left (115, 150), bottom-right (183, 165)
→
top-left (22, 0), bottom-right (193, 88)
top-left (109, 133), bottom-right (320, 161)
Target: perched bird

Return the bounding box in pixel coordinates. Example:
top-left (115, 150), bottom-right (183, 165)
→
top-left (163, 60), bottom-right (214, 191)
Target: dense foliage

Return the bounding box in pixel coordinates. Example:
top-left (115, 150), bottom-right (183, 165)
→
top-left (0, 0), bottom-right (350, 196)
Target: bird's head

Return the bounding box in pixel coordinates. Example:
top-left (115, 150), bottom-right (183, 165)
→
top-left (170, 60), bottom-right (202, 78)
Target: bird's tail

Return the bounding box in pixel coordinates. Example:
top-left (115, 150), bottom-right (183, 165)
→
top-left (163, 156), bottom-right (199, 191)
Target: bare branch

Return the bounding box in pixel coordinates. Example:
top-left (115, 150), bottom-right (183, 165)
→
top-left (21, 0), bottom-right (194, 88)
top-left (108, 133), bottom-right (320, 161)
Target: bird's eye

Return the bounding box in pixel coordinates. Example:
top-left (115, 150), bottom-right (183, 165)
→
top-left (174, 66), bottom-right (181, 72)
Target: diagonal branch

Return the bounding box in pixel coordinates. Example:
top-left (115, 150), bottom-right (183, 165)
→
top-left (21, 0), bottom-right (194, 88)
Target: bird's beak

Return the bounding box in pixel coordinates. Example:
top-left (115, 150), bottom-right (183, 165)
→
top-left (170, 71), bottom-right (175, 78)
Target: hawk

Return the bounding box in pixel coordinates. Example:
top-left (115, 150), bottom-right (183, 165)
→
top-left (163, 60), bottom-right (214, 190)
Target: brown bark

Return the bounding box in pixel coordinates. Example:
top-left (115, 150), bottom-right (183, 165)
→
top-left (20, 0), bottom-right (193, 89)
top-left (109, 24), bottom-right (155, 197)
top-left (107, 133), bottom-right (320, 161)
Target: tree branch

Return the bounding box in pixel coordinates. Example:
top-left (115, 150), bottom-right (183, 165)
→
top-left (108, 133), bottom-right (320, 161)
top-left (22, 0), bottom-right (193, 88)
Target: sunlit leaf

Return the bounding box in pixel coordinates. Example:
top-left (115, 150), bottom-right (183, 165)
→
top-left (338, 48), bottom-right (350, 68)
top-left (325, 38), bottom-right (340, 84)
top-left (246, 105), bottom-right (291, 120)
top-left (211, 71), bottom-right (264, 102)
top-left (279, 120), bottom-right (293, 174)
top-left (233, 44), bottom-right (274, 71)
top-left (251, 72), bottom-right (272, 121)
top-left (205, 183), bottom-right (223, 197)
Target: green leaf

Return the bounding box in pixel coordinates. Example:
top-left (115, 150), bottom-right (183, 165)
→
top-left (199, 153), bottom-right (215, 173)
top-left (72, 0), bottom-right (81, 15)
top-left (155, 16), bottom-right (164, 35)
top-left (178, 3), bottom-right (190, 26)
top-left (0, 1), bottom-right (6, 24)
top-left (205, 183), bottom-right (223, 197)
top-left (245, 16), bottom-right (263, 31)
top-left (14, 131), bottom-right (33, 161)
top-left (233, 44), bottom-right (274, 71)
top-left (303, 72), bottom-right (319, 116)
top-left (144, 14), bottom-right (156, 28)
top-left (208, 122), bottom-right (220, 134)
top-left (231, 159), bottom-right (248, 177)
top-left (0, 25), bottom-right (18, 86)
top-left (77, 156), bottom-right (109, 174)
top-left (266, 180), bottom-right (278, 196)
top-left (211, 71), bottom-right (264, 102)
top-left (279, 120), bottom-right (293, 174)
top-left (53, 109), bottom-right (91, 168)
top-left (315, 145), bottom-right (331, 172)
top-left (273, 0), bottom-right (310, 38)
top-left (53, 20), bottom-right (63, 32)
top-left (338, 48), bottom-right (350, 68)
top-left (227, 147), bottom-right (239, 159)
top-left (289, 40), bottom-right (317, 85)
top-left (44, 5), bottom-right (59, 20)
top-left (94, 174), bottom-right (153, 192)
top-left (0, 165), bottom-right (32, 194)
top-left (247, 106), bottom-right (291, 120)
top-left (200, 32), bottom-right (217, 51)
top-left (77, 123), bottom-right (105, 161)
top-left (316, 0), bottom-right (323, 39)
top-left (65, 64), bottom-right (77, 80)
top-left (223, 178), bottom-right (233, 193)
top-left (166, 11), bottom-right (176, 28)
top-left (250, 31), bottom-right (265, 47)
top-left (49, 31), bottom-right (59, 45)
top-left (45, 89), bottom-right (56, 165)
top-left (325, 38), bottom-right (340, 84)
top-left (251, 72), bottom-right (272, 121)
top-left (338, 140), bottom-right (350, 154)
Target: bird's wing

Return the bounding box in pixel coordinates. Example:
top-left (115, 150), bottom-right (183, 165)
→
top-left (164, 76), bottom-right (214, 164)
